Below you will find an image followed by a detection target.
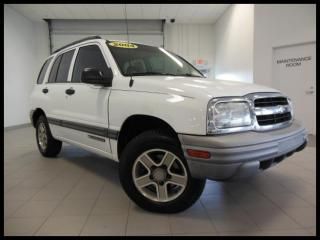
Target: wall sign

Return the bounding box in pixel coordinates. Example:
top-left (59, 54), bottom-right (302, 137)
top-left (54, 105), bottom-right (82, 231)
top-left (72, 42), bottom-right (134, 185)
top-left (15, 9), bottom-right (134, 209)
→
top-left (276, 56), bottom-right (312, 67)
top-left (192, 59), bottom-right (210, 77)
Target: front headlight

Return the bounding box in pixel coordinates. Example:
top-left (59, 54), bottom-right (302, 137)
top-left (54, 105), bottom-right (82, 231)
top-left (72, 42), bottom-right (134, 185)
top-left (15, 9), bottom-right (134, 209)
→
top-left (207, 99), bottom-right (253, 134)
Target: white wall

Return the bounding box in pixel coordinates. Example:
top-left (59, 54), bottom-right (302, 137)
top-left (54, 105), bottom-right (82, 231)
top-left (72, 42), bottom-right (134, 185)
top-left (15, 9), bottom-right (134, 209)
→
top-left (164, 23), bottom-right (215, 78)
top-left (253, 4), bottom-right (316, 87)
top-left (50, 19), bottom-right (164, 51)
top-left (213, 4), bottom-right (254, 83)
top-left (4, 5), bottom-right (50, 127)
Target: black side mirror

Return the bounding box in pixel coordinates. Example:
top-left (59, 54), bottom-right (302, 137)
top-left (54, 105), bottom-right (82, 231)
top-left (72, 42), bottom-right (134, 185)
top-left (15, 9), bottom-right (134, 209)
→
top-left (81, 68), bottom-right (113, 87)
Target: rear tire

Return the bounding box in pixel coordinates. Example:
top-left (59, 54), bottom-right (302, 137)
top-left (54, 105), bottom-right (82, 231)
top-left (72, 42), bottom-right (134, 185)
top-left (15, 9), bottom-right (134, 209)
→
top-left (36, 115), bottom-right (62, 157)
top-left (119, 130), bottom-right (206, 213)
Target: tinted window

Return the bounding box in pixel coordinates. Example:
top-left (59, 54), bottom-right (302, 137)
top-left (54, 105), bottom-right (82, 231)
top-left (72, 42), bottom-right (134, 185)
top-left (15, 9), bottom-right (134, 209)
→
top-left (72, 45), bottom-right (109, 82)
top-left (56, 50), bottom-right (75, 83)
top-left (37, 58), bottom-right (52, 84)
top-left (48, 55), bottom-right (62, 83)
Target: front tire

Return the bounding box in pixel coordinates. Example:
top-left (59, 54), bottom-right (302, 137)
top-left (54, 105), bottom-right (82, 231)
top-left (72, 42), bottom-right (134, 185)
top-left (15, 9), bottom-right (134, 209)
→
top-left (36, 115), bottom-right (62, 157)
top-left (119, 130), bottom-right (206, 213)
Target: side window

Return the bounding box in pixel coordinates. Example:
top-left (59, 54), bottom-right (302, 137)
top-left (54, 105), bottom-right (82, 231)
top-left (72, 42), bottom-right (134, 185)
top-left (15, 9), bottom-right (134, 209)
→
top-left (48, 55), bottom-right (62, 83)
top-left (37, 58), bottom-right (52, 84)
top-left (55, 50), bottom-right (75, 83)
top-left (72, 45), bottom-right (109, 82)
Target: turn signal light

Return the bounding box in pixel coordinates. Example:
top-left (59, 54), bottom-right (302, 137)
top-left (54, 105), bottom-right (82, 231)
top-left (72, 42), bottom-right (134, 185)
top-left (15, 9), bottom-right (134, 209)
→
top-left (186, 149), bottom-right (211, 159)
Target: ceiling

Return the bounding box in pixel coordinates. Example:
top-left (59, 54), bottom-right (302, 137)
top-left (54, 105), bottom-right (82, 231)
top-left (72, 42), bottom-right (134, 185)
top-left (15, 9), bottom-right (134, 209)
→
top-left (9, 4), bottom-right (230, 24)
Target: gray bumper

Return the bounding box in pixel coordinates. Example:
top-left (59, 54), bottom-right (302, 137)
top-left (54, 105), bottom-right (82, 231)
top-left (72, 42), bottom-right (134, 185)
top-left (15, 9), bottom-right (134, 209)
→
top-left (179, 121), bottom-right (307, 181)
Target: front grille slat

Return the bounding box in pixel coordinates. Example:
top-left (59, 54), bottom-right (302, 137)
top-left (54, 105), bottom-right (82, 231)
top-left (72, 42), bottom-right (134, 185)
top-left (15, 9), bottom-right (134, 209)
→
top-left (255, 97), bottom-right (288, 107)
top-left (254, 96), bottom-right (291, 126)
top-left (256, 112), bottom-right (291, 126)
top-left (257, 112), bottom-right (291, 121)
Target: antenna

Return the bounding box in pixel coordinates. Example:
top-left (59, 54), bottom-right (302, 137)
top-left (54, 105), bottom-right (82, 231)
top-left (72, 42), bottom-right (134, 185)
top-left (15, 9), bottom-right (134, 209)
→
top-left (124, 4), bottom-right (134, 87)
top-left (124, 4), bottom-right (130, 43)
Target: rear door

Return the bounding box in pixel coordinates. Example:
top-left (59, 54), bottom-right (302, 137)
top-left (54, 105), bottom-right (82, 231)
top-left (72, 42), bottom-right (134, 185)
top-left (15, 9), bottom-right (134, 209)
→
top-left (56, 43), bottom-right (113, 153)
top-left (30, 57), bottom-right (53, 117)
top-left (45, 49), bottom-right (76, 138)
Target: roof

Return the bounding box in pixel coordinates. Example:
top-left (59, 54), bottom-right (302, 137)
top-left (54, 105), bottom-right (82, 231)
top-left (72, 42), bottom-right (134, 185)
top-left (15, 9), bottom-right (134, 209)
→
top-left (52, 35), bottom-right (102, 54)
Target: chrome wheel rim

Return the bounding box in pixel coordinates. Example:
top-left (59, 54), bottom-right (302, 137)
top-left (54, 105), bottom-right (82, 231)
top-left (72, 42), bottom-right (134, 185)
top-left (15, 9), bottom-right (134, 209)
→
top-left (38, 122), bottom-right (47, 151)
top-left (132, 149), bottom-right (188, 203)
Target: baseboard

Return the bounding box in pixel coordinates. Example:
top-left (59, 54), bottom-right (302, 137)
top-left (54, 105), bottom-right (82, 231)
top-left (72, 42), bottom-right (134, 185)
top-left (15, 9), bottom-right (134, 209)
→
top-left (4, 123), bottom-right (32, 131)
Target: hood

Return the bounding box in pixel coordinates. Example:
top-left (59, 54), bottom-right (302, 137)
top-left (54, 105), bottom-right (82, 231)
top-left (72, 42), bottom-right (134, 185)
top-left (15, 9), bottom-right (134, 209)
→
top-left (129, 76), bottom-right (280, 100)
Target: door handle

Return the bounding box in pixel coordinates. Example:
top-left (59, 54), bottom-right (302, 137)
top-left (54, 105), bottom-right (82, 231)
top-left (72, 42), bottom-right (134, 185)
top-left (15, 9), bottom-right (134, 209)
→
top-left (42, 88), bottom-right (49, 94)
top-left (65, 88), bottom-right (75, 95)
top-left (306, 90), bottom-right (314, 94)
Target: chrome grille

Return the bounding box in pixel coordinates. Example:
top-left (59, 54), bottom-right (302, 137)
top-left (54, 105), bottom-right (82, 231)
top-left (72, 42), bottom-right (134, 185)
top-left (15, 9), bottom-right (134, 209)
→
top-left (254, 97), bottom-right (288, 107)
top-left (249, 93), bottom-right (293, 130)
top-left (256, 112), bottom-right (292, 126)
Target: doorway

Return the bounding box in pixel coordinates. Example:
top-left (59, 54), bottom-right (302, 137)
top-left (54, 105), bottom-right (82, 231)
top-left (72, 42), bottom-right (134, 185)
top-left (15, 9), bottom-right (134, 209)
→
top-left (272, 42), bottom-right (316, 135)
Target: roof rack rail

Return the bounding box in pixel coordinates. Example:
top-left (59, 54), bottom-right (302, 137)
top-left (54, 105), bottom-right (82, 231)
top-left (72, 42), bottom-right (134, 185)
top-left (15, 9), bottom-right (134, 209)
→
top-left (52, 36), bottom-right (102, 54)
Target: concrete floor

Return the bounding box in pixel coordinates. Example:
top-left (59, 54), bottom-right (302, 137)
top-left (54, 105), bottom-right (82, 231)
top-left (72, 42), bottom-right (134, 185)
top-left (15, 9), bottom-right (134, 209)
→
top-left (4, 126), bottom-right (316, 236)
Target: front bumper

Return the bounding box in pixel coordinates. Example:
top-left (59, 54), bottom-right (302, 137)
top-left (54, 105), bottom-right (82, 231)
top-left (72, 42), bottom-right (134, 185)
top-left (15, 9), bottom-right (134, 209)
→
top-left (178, 121), bottom-right (307, 181)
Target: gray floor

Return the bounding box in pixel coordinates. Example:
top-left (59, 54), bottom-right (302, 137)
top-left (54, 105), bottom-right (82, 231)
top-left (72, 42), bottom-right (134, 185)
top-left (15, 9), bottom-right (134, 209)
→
top-left (4, 126), bottom-right (316, 236)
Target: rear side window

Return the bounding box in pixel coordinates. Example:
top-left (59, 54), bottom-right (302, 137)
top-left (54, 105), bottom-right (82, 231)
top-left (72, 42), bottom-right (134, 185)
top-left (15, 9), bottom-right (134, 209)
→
top-left (56, 50), bottom-right (75, 83)
top-left (37, 58), bottom-right (52, 84)
top-left (48, 55), bottom-right (62, 83)
top-left (72, 45), bottom-right (109, 82)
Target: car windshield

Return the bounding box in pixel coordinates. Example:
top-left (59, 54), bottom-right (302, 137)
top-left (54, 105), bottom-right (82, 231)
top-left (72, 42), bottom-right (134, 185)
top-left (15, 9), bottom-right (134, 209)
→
top-left (106, 40), bottom-right (204, 77)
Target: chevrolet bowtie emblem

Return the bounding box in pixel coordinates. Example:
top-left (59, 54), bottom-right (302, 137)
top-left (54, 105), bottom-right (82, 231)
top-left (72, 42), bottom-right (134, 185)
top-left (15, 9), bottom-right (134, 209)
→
top-left (276, 105), bottom-right (287, 114)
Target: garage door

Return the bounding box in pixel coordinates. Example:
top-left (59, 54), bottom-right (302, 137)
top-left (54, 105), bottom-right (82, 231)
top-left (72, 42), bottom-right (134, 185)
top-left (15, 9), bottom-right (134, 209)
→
top-left (49, 19), bottom-right (164, 52)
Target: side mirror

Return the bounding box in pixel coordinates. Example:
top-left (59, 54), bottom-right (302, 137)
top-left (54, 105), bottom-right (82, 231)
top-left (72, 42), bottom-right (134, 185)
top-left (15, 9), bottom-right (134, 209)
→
top-left (81, 68), bottom-right (113, 87)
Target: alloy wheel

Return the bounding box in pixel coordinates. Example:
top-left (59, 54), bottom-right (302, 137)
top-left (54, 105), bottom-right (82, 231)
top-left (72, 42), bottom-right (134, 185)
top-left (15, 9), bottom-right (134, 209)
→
top-left (132, 149), bottom-right (188, 202)
top-left (38, 122), bottom-right (48, 151)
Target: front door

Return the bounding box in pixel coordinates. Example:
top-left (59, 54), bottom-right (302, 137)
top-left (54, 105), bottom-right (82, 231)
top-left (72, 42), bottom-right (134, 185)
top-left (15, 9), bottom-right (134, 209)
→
top-left (272, 42), bottom-right (316, 135)
top-left (60, 43), bottom-right (113, 153)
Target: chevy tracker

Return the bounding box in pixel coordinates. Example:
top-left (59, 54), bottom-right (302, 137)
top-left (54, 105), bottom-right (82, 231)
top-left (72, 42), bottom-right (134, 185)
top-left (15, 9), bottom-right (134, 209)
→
top-left (30, 36), bottom-right (307, 213)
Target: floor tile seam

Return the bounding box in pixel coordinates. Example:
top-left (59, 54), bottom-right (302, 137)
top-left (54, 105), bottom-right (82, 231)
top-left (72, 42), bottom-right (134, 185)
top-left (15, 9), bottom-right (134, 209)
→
top-left (78, 182), bottom-right (107, 236)
top-left (247, 186), bottom-right (314, 230)
top-left (32, 170), bottom-right (86, 236)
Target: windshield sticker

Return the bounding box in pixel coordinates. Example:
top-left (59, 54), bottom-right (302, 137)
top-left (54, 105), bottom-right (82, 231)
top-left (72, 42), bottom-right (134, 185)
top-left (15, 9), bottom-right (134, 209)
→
top-left (109, 41), bottom-right (138, 49)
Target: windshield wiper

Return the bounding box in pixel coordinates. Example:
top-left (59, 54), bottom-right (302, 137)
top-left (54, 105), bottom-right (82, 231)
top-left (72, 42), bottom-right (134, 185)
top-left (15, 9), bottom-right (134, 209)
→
top-left (130, 72), bottom-right (178, 76)
top-left (128, 72), bottom-right (202, 77)
top-left (176, 73), bottom-right (202, 77)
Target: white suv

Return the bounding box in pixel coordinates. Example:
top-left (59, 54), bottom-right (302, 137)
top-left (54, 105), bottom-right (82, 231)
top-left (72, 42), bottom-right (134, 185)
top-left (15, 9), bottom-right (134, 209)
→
top-left (30, 36), bottom-right (307, 213)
